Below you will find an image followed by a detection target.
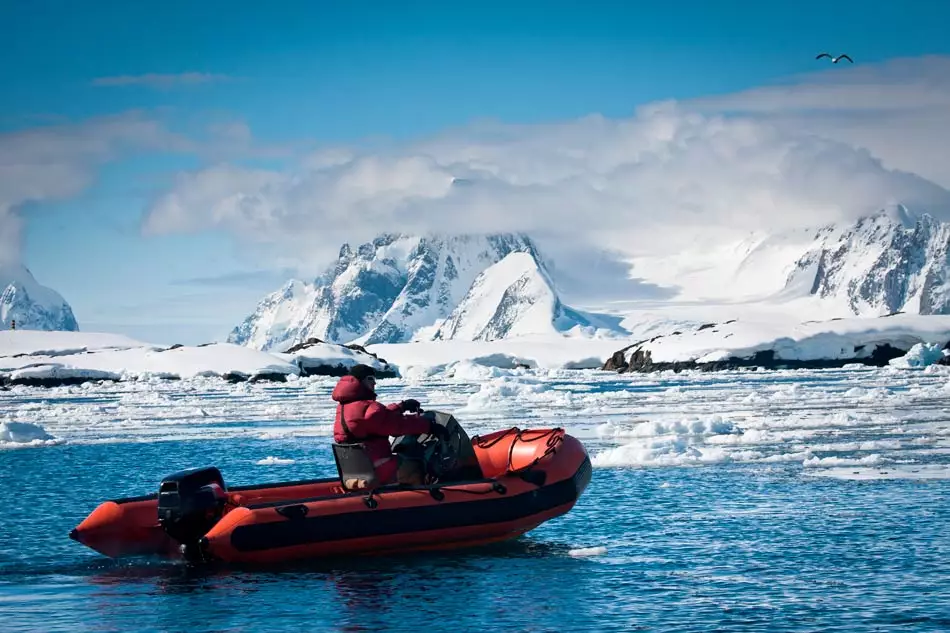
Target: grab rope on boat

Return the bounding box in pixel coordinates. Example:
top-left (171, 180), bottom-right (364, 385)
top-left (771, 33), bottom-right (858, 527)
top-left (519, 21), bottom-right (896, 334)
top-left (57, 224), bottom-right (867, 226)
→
top-left (473, 427), bottom-right (564, 476)
top-left (415, 480), bottom-right (508, 501)
top-left (354, 427), bottom-right (563, 506)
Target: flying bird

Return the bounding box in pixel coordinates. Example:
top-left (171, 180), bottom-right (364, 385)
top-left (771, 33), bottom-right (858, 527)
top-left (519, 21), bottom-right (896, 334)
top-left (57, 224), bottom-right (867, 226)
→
top-left (816, 52), bottom-right (853, 63)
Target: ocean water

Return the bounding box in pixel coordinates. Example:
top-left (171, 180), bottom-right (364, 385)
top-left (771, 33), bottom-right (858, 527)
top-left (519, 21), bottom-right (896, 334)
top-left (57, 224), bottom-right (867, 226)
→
top-left (2, 365), bottom-right (950, 631)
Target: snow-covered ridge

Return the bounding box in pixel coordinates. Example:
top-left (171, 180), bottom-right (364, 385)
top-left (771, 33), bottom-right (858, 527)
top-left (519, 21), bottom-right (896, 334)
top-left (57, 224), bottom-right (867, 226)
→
top-left (622, 208), bottom-right (950, 322)
top-left (432, 252), bottom-right (624, 341)
top-left (0, 265), bottom-right (79, 332)
top-left (229, 232), bottom-right (627, 350)
top-left (786, 206), bottom-right (950, 315)
top-left (0, 331), bottom-right (395, 387)
top-left (274, 337), bottom-right (398, 378)
top-left (604, 313), bottom-right (950, 373)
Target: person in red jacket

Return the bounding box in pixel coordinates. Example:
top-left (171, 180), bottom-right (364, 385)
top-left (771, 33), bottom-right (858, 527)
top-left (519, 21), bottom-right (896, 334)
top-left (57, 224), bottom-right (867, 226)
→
top-left (332, 364), bottom-right (444, 486)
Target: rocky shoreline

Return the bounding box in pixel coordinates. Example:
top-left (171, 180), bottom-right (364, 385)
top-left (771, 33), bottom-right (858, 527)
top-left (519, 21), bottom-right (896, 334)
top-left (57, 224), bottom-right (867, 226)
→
top-left (601, 318), bottom-right (950, 374)
top-left (0, 363), bottom-right (393, 389)
top-left (0, 336), bottom-right (400, 389)
top-left (601, 343), bottom-right (925, 373)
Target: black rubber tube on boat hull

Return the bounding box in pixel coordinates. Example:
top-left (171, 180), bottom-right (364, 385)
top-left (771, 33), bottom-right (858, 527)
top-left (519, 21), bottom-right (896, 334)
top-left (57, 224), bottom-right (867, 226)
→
top-left (227, 456), bottom-right (593, 553)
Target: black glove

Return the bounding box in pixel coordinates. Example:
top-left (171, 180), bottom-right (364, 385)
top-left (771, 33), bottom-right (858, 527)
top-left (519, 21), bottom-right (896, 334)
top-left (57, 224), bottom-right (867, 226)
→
top-left (400, 399), bottom-right (421, 413)
top-left (428, 420), bottom-right (449, 440)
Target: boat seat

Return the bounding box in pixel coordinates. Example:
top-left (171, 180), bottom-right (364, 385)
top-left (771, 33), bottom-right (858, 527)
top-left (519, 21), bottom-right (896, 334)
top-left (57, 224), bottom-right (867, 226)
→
top-left (331, 442), bottom-right (380, 492)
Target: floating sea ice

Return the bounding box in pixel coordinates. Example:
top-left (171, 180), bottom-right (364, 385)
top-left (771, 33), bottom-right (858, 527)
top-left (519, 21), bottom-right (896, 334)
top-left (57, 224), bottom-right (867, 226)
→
top-left (256, 456), bottom-right (296, 465)
top-left (0, 421), bottom-right (61, 447)
top-left (888, 343), bottom-right (947, 369)
top-left (445, 359), bottom-right (508, 381)
top-left (804, 464), bottom-right (950, 480)
top-left (591, 436), bottom-right (731, 468)
top-left (596, 416), bottom-right (738, 440)
top-left (801, 454), bottom-right (884, 468)
top-left (568, 546), bottom-right (607, 557)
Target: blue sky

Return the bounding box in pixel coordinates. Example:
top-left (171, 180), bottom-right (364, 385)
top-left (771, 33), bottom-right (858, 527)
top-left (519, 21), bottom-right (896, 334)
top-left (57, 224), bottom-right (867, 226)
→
top-left (4, 0), bottom-right (950, 344)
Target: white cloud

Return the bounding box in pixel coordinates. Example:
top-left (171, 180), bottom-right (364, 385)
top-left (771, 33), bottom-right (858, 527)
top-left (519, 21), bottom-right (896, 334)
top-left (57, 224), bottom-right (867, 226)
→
top-left (0, 112), bottom-right (192, 265)
top-left (0, 110), bottom-right (294, 266)
top-left (689, 55), bottom-right (950, 188)
top-left (91, 72), bottom-right (232, 88)
top-left (143, 56), bottom-right (950, 268)
top-left (199, 120), bottom-right (294, 161)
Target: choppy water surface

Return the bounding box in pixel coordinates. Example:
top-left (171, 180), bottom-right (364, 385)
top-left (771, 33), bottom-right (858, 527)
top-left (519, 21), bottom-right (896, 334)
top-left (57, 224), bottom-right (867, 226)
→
top-left (2, 365), bottom-right (949, 631)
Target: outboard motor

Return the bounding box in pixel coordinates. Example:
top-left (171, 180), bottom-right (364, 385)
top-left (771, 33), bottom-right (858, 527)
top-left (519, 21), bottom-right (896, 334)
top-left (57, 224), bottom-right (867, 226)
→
top-left (157, 467), bottom-right (227, 548)
top-left (392, 411), bottom-right (483, 482)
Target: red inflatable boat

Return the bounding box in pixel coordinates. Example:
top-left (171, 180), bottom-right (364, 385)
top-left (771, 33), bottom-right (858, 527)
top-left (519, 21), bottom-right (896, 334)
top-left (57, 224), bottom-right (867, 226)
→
top-left (70, 412), bottom-right (592, 565)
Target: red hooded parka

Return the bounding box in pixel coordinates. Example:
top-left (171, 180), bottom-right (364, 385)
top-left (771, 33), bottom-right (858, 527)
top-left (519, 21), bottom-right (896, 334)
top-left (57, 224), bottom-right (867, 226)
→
top-left (331, 375), bottom-right (431, 484)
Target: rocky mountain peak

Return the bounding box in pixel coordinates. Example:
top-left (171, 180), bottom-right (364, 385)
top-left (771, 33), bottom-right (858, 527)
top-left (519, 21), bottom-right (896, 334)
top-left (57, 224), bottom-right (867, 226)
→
top-left (785, 208), bottom-right (950, 315)
top-left (0, 265), bottom-right (79, 332)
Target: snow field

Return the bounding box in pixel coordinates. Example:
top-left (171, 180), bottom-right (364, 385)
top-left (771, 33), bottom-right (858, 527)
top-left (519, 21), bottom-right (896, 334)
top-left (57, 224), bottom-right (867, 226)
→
top-left (0, 330), bottom-right (392, 383)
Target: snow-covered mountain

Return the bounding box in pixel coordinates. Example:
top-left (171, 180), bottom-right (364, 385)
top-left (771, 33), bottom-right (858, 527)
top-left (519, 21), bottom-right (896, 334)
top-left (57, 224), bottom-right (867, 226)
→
top-left (232, 207), bottom-right (950, 352)
top-left (785, 206), bottom-right (950, 315)
top-left (0, 265), bottom-right (79, 332)
top-left (229, 233), bottom-right (624, 351)
top-left (624, 206), bottom-right (950, 318)
top-left (432, 252), bottom-right (622, 341)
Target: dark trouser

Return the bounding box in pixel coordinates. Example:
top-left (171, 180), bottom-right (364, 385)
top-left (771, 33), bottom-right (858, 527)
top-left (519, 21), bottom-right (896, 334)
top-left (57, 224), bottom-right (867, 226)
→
top-left (396, 456), bottom-right (424, 485)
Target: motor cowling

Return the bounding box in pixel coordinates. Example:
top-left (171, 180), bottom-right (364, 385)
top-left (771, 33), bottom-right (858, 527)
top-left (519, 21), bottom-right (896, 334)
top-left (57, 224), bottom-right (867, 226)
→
top-left (157, 466), bottom-right (227, 546)
top-left (392, 411), bottom-right (483, 482)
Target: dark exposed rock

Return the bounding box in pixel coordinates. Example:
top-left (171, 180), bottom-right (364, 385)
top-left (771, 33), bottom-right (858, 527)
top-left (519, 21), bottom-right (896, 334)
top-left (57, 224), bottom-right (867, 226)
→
top-left (601, 349), bottom-right (629, 372)
top-left (0, 375), bottom-right (101, 388)
top-left (937, 340), bottom-right (950, 365)
top-left (284, 337), bottom-right (326, 354)
top-left (625, 348), bottom-right (656, 372)
top-left (342, 342), bottom-right (389, 366)
top-left (790, 210), bottom-right (950, 315)
top-left (0, 336), bottom-right (404, 387)
top-left (249, 372), bottom-right (288, 383)
top-left (698, 323), bottom-right (716, 331)
top-left (282, 338), bottom-right (399, 378)
top-left (222, 371), bottom-right (289, 383)
top-left (600, 338), bottom-right (651, 372)
top-left (342, 343), bottom-right (398, 376)
top-left (603, 342), bottom-right (912, 374)
top-left (295, 362), bottom-right (399, 379)
top-left (0, 370), bottom-right (293, 388)
top-left (868, 344), bottom-right (906, 365)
